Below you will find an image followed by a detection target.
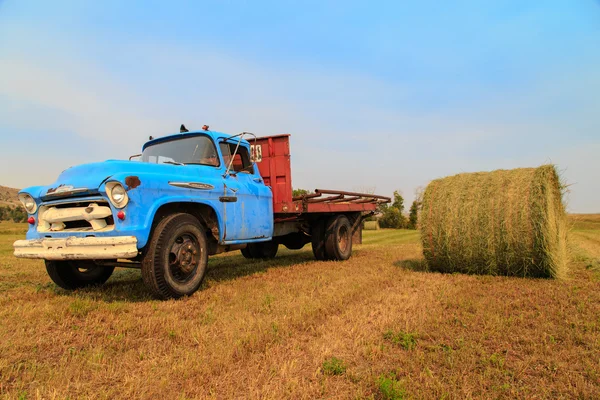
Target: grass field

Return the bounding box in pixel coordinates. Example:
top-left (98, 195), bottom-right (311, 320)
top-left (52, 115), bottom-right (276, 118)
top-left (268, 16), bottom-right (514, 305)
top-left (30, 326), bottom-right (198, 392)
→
top-left (1, 216), bottom-right (600, 399)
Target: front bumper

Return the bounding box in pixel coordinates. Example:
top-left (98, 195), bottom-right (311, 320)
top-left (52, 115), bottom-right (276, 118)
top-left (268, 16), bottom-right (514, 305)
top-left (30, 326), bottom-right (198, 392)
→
top-left (13, 236), bottom-right (138, 260)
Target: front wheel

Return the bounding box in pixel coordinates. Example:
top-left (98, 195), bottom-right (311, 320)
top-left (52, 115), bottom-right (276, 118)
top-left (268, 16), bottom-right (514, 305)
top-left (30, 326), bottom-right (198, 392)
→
top-left (45, 261), bottom-right (115, 290)
top-left (141, 213), bottom-right (208, 299)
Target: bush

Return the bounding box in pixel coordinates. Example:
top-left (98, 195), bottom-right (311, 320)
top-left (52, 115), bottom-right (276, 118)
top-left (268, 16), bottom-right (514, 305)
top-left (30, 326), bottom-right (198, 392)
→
top-left (0, 205), bottom-right (27, 223)
top-left (379, 208), bottom-right (406, 229)
top-left (292, 188), bottom-right (309, 198)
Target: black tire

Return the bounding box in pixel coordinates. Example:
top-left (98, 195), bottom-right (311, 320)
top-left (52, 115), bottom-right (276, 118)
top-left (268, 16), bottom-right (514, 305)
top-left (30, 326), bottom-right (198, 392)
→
top-left (311, 219), bottom-right (328, 260)
top-left (324, 215), bottom-right (353, 261)
top-left (242, 241), bottom-right (279, 259)
top-left (45, 260), bottom-right (115, 290)
top-left (256, 241), bottom-right (278, 258)
top-left (240, 245), bottom-right (253, 259)
top-left (141, 213), bottom-right (208, 299)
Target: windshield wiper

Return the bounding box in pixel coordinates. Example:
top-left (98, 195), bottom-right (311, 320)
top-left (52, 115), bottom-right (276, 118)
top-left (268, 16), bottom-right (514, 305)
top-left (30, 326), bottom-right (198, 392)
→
top-left (162, 161), bottom-right (184, 166)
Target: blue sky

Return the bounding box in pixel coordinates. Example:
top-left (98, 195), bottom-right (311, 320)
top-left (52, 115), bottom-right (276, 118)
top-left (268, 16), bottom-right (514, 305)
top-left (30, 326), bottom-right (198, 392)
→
top-left (0, 0), bottom-right (599, 212)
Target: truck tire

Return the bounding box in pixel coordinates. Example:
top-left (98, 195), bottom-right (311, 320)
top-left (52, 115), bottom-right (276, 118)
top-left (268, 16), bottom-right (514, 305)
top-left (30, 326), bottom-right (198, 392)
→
top-left (45, 261), bottom-right (115, 290)
top-left (311, 219), bottom-right (329, 260)
top-left (256, 241), bottom-right (279, 258)
top-left (141, 213), bottom-right (208, 299)
top-left (241, 241), bottom-right (279, 259)
top-left (324, 215), bottom-right (353, 261)
top-left (240, 245), bottom-right (253, 259)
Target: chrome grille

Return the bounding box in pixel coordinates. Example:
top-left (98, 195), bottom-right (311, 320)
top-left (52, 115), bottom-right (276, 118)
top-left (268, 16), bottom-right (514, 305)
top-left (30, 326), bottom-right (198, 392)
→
top-left (37, 198), bottom-right (115, 232)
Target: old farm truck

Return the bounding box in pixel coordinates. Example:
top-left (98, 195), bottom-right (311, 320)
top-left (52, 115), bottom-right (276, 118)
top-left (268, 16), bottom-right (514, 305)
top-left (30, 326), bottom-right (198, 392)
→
top-left (13, 128), bottom-right (390, 298)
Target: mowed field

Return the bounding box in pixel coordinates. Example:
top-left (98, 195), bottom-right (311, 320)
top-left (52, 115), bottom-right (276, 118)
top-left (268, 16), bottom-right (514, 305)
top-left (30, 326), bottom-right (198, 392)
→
top-left (1, 216), bottom-right (600, 399)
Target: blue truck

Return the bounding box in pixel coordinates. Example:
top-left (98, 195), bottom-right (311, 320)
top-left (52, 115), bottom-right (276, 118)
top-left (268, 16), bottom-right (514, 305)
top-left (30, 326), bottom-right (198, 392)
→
top-left (13, 127), bottom-right (390, 298)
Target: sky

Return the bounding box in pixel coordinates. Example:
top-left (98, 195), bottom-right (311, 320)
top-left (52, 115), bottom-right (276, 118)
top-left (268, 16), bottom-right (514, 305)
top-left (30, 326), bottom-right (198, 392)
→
top-left (0, 0), bottom-right (598, 212)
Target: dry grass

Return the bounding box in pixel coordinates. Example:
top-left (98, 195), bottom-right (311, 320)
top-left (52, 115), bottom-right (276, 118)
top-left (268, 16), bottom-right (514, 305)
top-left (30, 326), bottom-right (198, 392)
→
top-left (420, 165), bottom-right (568, 278)
top-left (1, 220), bottom-right (600, 399)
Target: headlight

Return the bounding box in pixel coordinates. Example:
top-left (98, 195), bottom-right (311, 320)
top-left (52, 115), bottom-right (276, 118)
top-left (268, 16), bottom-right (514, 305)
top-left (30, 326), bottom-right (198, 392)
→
top-left (111, 185), bottom-right (126, 203)
top-left (106, 182), bottom-right (129, 208)
top-left (18, 193), bottom-right (37, 214)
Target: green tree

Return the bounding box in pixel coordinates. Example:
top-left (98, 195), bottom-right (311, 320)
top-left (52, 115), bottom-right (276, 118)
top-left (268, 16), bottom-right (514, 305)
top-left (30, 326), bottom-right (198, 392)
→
top-left (392, 190), bottom-right (405, 213)
top-left (379, 190), bottom-right (407, 229)
top-left (408, 200), bottom-right (419, 229)
top-left (292, 188), bottom-right (309, 198)
top-left (376, 201), bottom-right (388, 215)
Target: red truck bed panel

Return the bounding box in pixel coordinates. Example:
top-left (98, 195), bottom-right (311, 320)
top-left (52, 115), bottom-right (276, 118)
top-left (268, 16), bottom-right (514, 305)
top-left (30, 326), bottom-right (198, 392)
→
top-left (254, 135), bottom-right (390, 215)
top-left (254, 134), bottom-right (292, 207)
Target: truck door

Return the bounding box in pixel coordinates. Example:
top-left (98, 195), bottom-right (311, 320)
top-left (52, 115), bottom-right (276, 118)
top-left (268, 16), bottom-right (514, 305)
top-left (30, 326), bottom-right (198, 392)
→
top-left (219, 142), bottom-right (273, 242)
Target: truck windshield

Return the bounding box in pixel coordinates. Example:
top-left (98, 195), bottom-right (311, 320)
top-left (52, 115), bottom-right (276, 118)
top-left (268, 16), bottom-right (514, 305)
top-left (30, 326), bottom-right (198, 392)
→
top-left (142, 136), bottom-right (220, 167)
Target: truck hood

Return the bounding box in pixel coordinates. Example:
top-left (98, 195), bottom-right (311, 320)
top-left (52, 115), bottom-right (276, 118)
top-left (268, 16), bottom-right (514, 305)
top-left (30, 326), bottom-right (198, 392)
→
top-left (35, 160), bottom-right (217, 199)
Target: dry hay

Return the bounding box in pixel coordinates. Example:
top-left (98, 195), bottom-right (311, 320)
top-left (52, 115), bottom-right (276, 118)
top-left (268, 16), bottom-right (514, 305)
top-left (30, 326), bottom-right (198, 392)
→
top-left (420, 165), bottom-right (568, 278)
top-left (364, 221), bottom-right (380, 230)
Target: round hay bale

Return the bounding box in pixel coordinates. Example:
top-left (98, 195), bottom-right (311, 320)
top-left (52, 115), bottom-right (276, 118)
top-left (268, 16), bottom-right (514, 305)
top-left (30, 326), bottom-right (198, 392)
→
top-left (420, 165), bottom-right (568, 278)
top-left (364, 221), bottom-right (380, 230)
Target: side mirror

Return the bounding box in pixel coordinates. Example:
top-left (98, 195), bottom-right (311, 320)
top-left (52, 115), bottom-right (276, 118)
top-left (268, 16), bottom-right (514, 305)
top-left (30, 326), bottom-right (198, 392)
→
top-left (129, 154), bottom-right (142, 161)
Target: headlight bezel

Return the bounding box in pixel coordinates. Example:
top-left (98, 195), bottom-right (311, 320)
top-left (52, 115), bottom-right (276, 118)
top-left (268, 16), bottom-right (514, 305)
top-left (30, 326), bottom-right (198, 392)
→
top-left (18, 193), bottom-right (37, 214)
top-left (105, 182), bottom-right (129, 209)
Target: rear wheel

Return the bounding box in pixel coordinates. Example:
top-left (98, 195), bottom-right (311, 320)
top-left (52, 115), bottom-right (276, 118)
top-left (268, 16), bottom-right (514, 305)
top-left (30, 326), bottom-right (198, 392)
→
top-left (311, 219), bottom-right (329, 260)
top-left (324, 215), bottom-right (353, 260)
top-left (45, 261), bottom-right (114, 290)
top-left (141, 213), bottom-right (208, 299)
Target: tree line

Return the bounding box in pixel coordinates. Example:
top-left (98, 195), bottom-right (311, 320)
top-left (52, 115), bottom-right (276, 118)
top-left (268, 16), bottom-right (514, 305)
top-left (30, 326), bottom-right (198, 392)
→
top-left (292, 188), bottom-right (420, 230)
top-left (0, 205), bottom-right (28, 222)
top-left (376, 191), bottom-right (419, 229)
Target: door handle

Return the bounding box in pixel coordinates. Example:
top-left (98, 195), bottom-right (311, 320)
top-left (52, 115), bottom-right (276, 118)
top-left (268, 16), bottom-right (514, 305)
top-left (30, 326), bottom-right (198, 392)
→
top-left (253, 178), bottom-right (263, 183)
top-left (219, 196), bottom-right (238, 203)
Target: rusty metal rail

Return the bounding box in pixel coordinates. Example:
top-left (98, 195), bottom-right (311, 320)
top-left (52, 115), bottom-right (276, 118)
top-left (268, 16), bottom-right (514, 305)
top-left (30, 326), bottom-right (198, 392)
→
top-left (293, 189), bottom-right (391, 205)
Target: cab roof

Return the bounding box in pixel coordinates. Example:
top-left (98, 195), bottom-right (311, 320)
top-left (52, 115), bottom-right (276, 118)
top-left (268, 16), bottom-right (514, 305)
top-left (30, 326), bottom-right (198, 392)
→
top-left (142, 130), bottom-right (249, 151)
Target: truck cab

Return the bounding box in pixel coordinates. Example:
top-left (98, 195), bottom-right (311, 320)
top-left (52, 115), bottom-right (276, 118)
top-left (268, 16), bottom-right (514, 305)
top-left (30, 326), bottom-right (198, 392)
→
top-left (14, 127), bottom-right (389, 299)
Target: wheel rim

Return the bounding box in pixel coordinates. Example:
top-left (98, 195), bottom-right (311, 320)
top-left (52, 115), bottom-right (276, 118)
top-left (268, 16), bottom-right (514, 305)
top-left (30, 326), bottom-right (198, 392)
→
top-left (168, 233), bottom-right (201, 283)
top-left (338, 224), bottom-right (350, 253)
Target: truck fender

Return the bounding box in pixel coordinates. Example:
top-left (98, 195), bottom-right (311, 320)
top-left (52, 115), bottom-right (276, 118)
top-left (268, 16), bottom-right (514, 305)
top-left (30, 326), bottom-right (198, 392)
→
top-left (142, 197), bottom-right (225, 245)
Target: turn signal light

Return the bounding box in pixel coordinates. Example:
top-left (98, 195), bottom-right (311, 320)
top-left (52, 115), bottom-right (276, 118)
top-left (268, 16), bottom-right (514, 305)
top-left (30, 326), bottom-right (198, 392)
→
top-left (117, 211), bottom-right (126, 220)
top-left (27, 216), bottom-right (35, 224)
